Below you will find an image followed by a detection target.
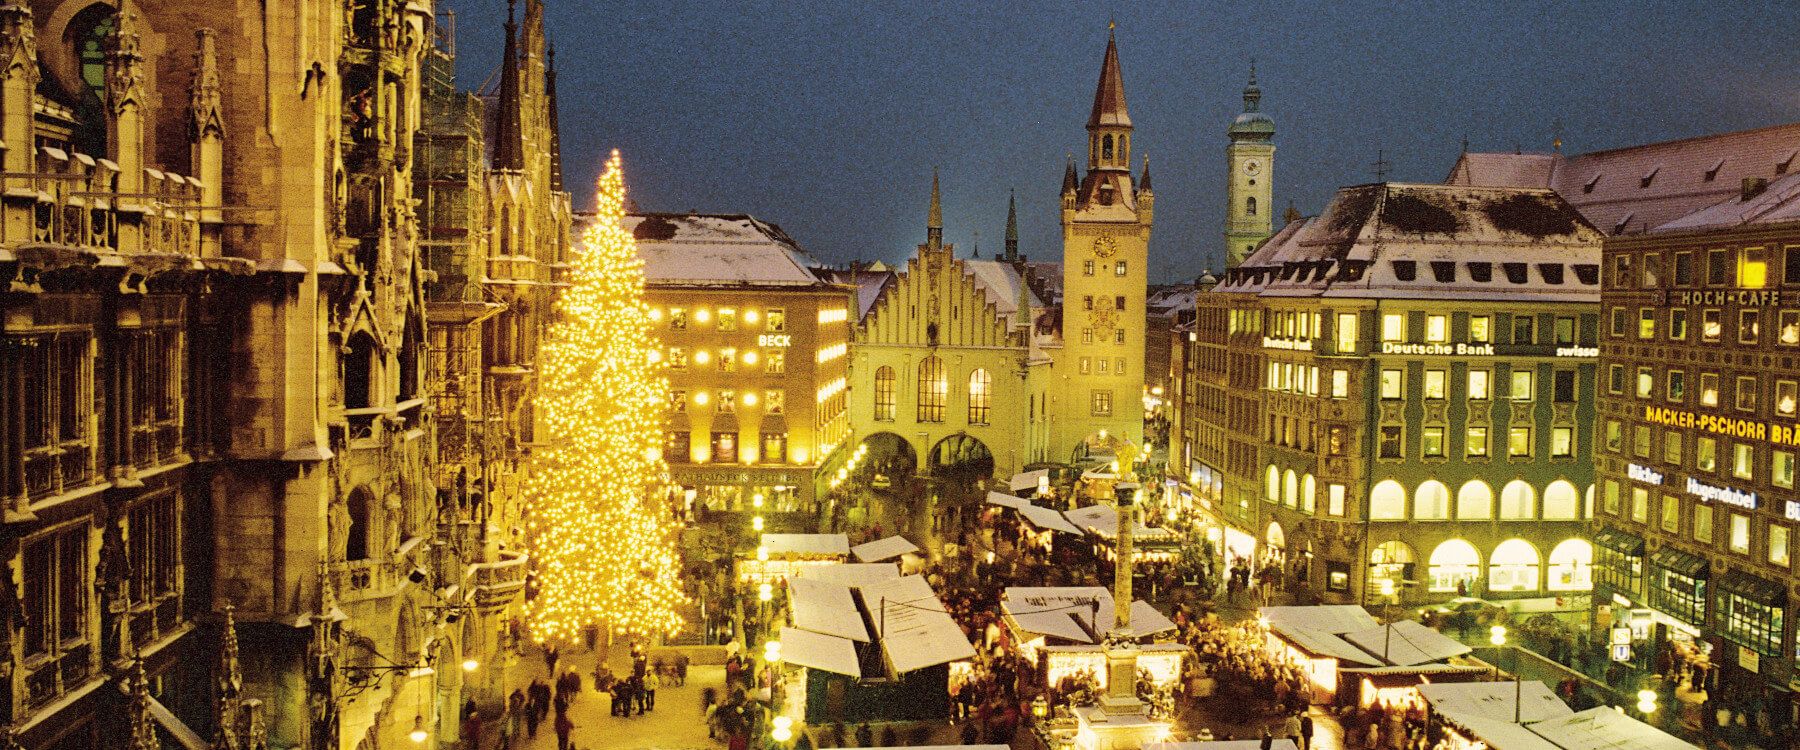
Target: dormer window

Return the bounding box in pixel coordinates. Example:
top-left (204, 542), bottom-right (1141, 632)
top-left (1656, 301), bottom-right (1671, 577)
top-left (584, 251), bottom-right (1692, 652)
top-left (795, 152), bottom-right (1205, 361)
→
top-left (1704, 158), bottom-right (1724, 182)
top-left (1583, 174), bottom-right (1601, 194)
top-left (1467, 262), bottom-right (1493, 283)
top-left (1502, 263), bottom-right (1528, 284)
top-left (1430, 261), bottom-right (1456, 283)
top-left (1779, 151), bottom-right (1796, 175)
top-left (1640, 166), bottom-right (1660, 189)
top-left (1573, 264), bottom-right (1599, 285)
top-left (1391, 261), bottom-right (1417, 282)
top-left (1613, 212), bottom-right (1634, 235)
top-left (1537, 264), bottom-right (1565, 284)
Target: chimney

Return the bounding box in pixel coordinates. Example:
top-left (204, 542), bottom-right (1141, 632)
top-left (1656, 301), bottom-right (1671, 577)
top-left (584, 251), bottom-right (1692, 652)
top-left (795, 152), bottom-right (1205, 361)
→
top-left (1743, 177), bottom-right (1769, 201)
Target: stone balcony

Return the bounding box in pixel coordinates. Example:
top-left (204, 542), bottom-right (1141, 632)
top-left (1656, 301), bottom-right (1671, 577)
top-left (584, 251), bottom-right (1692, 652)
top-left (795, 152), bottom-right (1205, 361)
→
top-left (469, 550), bottom-right (527, 614)
top-left (2, 148), bottom-right (209, 260)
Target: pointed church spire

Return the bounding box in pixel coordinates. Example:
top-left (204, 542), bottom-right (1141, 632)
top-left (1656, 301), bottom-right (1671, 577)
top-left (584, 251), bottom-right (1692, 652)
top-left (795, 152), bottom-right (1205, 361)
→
top-left (1139, 155), bottom-right (1153, 192)
top-left (1062, 155), bottom-right (1078, 195)
top-left (546, 40), bottom-right (564, 192)
top-left (1004, 190), bottom-right (1019, 263)
top-left (927, 169), bottom-right (943, 251)
top-left (1088, 24), bottom-right (1130, 130)
top-left (1243, 59), bottom-right (1262, 113)
top-left (493, 0), bottom-right (525, 170)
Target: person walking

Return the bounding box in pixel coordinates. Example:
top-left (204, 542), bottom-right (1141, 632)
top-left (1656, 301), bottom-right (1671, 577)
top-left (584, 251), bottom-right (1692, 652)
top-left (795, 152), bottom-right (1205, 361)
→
top-left (1300, 712), bottom-right (1314, 750)
top-left (1281, 713), bottom-right (1302, 749)
top-left (553, 710), bottom-right (575, 750)
top-left (643, 670), bottom-right (661, 712)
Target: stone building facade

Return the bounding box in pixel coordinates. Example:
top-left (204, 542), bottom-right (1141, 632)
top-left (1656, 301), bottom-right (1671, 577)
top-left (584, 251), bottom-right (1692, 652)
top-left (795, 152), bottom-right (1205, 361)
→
top-left (0, 1), bottom-right (561, 748)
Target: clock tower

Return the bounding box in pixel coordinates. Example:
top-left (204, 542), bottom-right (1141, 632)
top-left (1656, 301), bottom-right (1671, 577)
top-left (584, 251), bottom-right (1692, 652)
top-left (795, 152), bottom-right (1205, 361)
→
top-left (1058, 25), bottom-right (1151, 461)
top-left (1225, 63), bottom-right (1275, 269)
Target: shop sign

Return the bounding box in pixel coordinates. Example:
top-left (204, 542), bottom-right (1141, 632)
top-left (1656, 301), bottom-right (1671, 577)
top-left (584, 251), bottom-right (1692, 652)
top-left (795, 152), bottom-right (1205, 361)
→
top-left (1612, 593), bottom-right (1633, 608)
top-left (1643, 405), bottom-right (1800, 447)
top-left (1260, 336), bottom-right (1312, 351)
top-left (1612, 644), bottom-right (1633, 663)
top-left (1628, 463), bottom-right (1665, 485)
top-left (1687, 477), bottom-right (1758, 510)
top-left (758, 334), bottom-right (791, 347)
top-left (1610, 626), bottom-right (1632, 647)
top-left (1788, 501), bottom-right (1800, 522)
top-left (1740, 646), bottom-right (1761, 674)
top-left (1675, 289), bottom-right (1782, 307)
top-left (1380, 342), bottom-right (1494, 356)
top-left (1553, 345), bottom-right (1599, 357)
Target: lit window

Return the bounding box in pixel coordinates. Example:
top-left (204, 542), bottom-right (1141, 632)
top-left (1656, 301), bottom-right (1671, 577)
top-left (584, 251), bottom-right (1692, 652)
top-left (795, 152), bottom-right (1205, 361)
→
top-left (1424, 370), bottom-right (1446, 400)
top-left (765, 351), bottom-right (785, 374)
top-left (1380, 369), bottom-right (1404, 400)
top-left (1098, 358), bottom-right (1110, 374)
top-left (1603, 480), bottom-right (1620, 516)
top-left (1630, 487), bottom-right (1648, 523)
top-left (718, 390), bottom-right (736, 413)
top-left (1116, 357), bottom-right (1127, 376)
top-left (1422, 427), bottom-right (1446, 458)
top-left (1697, 437), bottom-right (1717, 472)
top-left (1781, 310), bottom-right (1800, 345)
top-left (1638, 308), bottom-right (1656, 339)
top-left (872, 366), bottom-right (895, 421)
top-left (1633, 425), bottom-right (1651, 457)
top-left (1328, 484), bottom-right (1346, 516)
top-left (1552, 427), bottom-right (1574, 457)
top-left (1604, 419), bottom-right (1621, 452)
top-left (1664, 432), bottom-right (1683, 465)
top-left (1700, 373), bottom-right (1719, 407)
top-left (1082, 329), bottom-right (1093, 344)
top-left (1734, 443), bottom-right (1755, 480)
top-left (1636, 367), bottom-right (1654, 399)
top-left (1115, 261), bottom-right (1127, 276)
top-left (719, 349), bottom-right (736, 372)
top-left (1330, 369), bottom-right (1349, 399)
top-left (670, 308), bottom-right (688, 329)
top-left (1080, 357), bottom-right (1092, 375)
top-left (1466, 426), bottom-right (1489, 457)
top-left (1510, 369), bottom-right (1535, 401)
top-left (670, 390), bottom-right (687, 412)
top-left (669, 347), bottom-right (688, 369)
top-left (967, 369), bottom-right (992, 425)
top-left (1426, 315), bottom-right (1448, 343)
top-left (1774, 450), bottom-right (1795, 489)
top-left (1771, 525), bottom-right (1790, 567)
top-left (1083, 260), bottom-right (1095, 276)
top-left (1741, 247), bottom-right (1769, 288)
top-left (1730, 514), bottom-right (1751, 554)
top-left (1661, 494), bottom-right (1680, 533)
top-left (1555, 316), bottom-right (1576, 346)
top-left (1740, 309), bottom-right (1761, 344)
top-left (1643, 253), bottom-right (1662, 287)
top-left (718, 308), bottom-right (738, 331)
top-left (1779, 380), bottom-right (1797, 416)
top-left (1701, 309), bottom-right (1722, 342)
top-left (1468, 369), bottom-right (1491, 400)
top-left (1090, 390), bottom-right (1113, 416)
top-left (1469, 315), bottom-right (1491, 343)
top-left (1381, 313), bottom-right (1405, 342)
top-left (1693, 504), bottom-right (1713, 542)
top-left (1114, 329), bottom-right (1125, 343)
top-left (1335, 313), bottom-right (1358, 353)
top-left (1509, 427), bottom-right (1532, 457)
top-left (766, 309), bottom-right (786, 332)
top-left (917, 357), bottom-right (947, 422)
top-left (764, 390), bottom-right (784, 414)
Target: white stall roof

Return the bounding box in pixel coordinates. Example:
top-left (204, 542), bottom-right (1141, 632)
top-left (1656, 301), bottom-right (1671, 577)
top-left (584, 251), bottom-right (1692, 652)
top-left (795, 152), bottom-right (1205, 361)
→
top-left (986, 491), bottom-right (1028, 508)
top-left (1146, 740), bottom-right (1300, 750)
top-left (1001, 586), bottom-right (1174, 641)
top-left (1009, 470), bottom-right (1050, 492)
top-left (852, 535), bottom-right (920, 562)
top-left (779, 626), bottom-right (860, 678)
top-left (1062, 504), bottom-right (1176, 541)
top-left (862, 575), bottom-right (973, 674)
top-left (1344, 620), bottom-right (1473, 666)
top-left (1019, 504), bottom-right (1082, 535)
top-left (1419, 681), bottom-right (1573, 724)
top-left (1526, 707), bottom-right (1698, 750)
top-left (787, 578), bottom-right (869, 642)
top-left (1438, 712), bottom-right (1563, 750)
top-left (761, 533), bottom-right (850, 557)
top-left (1270, 620), bottom-right (1381, 666)
top-left (1261, 605), bottom-right (1381, 634)
top-left (793, 563), bottom-right (900, 587)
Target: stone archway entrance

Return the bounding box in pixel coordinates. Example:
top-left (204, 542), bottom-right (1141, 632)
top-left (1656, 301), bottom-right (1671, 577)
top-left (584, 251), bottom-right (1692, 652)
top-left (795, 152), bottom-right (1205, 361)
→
top-left (1071, 431), bottom-right (1129, 466)
top-left (928, 433), bottom-right (994, 480)
top-left (857, 432), bottom-right (918, 487)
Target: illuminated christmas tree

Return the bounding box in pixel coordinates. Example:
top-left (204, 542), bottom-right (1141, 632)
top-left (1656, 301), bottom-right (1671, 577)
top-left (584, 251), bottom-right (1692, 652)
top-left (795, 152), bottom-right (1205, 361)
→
top-left (526, 151), bottom-right (686, 643)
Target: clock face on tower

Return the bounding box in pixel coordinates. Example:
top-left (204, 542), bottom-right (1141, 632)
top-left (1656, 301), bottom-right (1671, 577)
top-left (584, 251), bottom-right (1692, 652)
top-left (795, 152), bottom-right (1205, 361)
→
top-left (1244, 159), bottom-right (1263, 177)
top-left (1092, 236), bottom-right (1118, 259)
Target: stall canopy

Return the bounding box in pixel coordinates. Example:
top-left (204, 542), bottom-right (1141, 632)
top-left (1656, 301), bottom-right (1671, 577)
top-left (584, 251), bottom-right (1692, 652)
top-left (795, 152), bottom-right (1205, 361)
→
top-left (762, 533), bottom-right (850, 558)
top-left (852, 535), bottom-right (921, 563)
top-left (779, 626), bottom-right (860, 677)
top-left (1009, 470), bottom-right (1050, 492)
top-left (1019, 504), bottom-right (1082, 535)
top-left (1343, 621), bottom-right (1473, 666)
top-left (1437, 712), bottom-right (1564, 750)
top-left (1419, 681), bottom-right (1574, 724)
top-left (1525, 706), bottom-right (1697, 750)
top-left (1262, 605), bottom-right (1380, 634)
top-left (1145, 741), bottom-right (1300, 750)
top-left (864, 575), bottom-right (976, 674)
top-left (1268, 620), bottom-right (1382, 667)
top-left (1002, 586), bottom-right (1176, 644)
top-left (986, 491), bottom-right (1029, 508)
top-left (1063, 504), bottom-right (1179, 542)
top-left (793, 563), bottom-right (900, 587)
top-left (787, 578), bottom-right (870, 642)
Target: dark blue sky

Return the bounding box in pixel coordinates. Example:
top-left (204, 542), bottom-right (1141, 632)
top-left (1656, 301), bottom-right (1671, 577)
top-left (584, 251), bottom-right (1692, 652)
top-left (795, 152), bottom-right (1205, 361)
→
top-left (443, 0), bottom-right (1800, 282)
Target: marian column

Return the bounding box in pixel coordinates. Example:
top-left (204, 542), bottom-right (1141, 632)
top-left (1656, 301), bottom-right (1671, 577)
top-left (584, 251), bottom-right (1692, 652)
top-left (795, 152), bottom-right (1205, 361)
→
top-left (1104, 482), bottom-right (1142, 707)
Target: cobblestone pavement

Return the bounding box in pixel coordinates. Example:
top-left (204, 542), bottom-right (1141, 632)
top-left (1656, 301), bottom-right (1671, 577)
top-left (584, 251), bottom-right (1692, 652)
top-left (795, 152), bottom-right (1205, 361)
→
top-left (504, 645), bottom-right (724, 750)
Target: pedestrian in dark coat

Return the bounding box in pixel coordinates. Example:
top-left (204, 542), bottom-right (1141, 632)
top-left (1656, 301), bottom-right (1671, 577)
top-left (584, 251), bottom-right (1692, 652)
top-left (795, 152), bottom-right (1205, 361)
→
top-left (1300, 714), bottom-right (1314, 750)
top-left (554, 710), bottom-right (575, 750)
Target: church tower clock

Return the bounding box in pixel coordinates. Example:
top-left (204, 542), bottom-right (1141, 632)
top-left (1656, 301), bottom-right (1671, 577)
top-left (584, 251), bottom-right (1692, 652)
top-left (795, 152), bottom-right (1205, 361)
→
top-left (1225, 63), bottom-right (1275, 269)
top-left (1057, 25), bottom-right (1151, 461)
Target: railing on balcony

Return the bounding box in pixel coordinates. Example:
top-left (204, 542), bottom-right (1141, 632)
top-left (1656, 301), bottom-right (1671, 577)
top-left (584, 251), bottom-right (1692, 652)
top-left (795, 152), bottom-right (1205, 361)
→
top-left (470, 551), bottom-right (527, 612)
top-left (328, 558), bottom-right (399, 603)
top-left (3, 147), bottom-right (205, 257)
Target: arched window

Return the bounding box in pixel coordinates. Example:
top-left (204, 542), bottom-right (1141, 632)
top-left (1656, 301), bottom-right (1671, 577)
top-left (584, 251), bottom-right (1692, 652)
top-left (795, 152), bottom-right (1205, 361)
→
top-left (1301, 474), bottom-right (1317, 513)
top-left (1265, 465), bottom-right (1280, 503)
top-left (873, 366), bottom-right (896, 421)
top-left (1584, 485), bottom-right (1595, 519)
top-left (1414, 480), bottom-right (1450, 520)
top-left (1370, 480), bottom-right (1406, 520)
top-left (1456, 480), bottom-right (1493, 520)
top-left (917, 357), bottom-right (946, 423)
top-left (1547, 539), bottom-right (1594, 591)
top-left (1266, 522), bottom-right (1286, 553)
top-left (1246, 196), bottom-right (1258, 216)
top-left (967, 369), bottom-right (992, 425)
top-left (1283, 469), bottom-right (1298, 508)
top-left (1428, 539), bottom-right (1481, 593)
top-left (1102, 134), bottom-right (1114, 161)
top-left (345, 488), bottom-right (372, 561)
top-left (1499, 480), bottom-right (1536, 520)
top-left (1488, 539), bottom-right (1541, 592)
top-left (1542, 480), bottom-right (1579, 520)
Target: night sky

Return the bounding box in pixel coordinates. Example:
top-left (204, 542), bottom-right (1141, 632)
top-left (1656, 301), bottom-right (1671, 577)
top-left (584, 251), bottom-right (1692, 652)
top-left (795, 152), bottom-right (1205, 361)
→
top-left (442, 0), bottom-right (1800, 282)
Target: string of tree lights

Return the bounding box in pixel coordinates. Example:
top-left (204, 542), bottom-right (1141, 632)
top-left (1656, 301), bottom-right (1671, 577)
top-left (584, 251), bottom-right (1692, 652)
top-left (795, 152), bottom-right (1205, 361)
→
top-left (525, 151), bottom-right (688, 643)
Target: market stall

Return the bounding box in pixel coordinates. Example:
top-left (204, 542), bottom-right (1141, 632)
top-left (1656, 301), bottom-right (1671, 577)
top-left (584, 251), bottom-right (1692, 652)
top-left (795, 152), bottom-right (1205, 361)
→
top-left (1525, 706), bottom-right (1697, 750)
top-left (738, 533), bottom-right (850, 583)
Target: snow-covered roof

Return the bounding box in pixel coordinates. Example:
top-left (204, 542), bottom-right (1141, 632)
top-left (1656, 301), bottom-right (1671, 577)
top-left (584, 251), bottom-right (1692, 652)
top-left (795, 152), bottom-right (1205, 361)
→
top-left (1342, 621), bottom-right (1471, 667)
top-left (986, 491), bottom-right (1029, 508)
top-left (1009, 469), bottom-right (1050, 492)
top-left (1147, 741), bottom-right (1300, 750)
top-left (1653, 169), bottom-right (1800, 232)
top-left (792, 563), bottom-right (901, 587)
top-left (787, 578), bottom-right (869, 642)
top-left (622, 213), bottom-right (829, 287)
top-left (779, 625), bottom-right (860, 678)
top-left (1062, 504), bottom-right (1179, 542)
top-left (1446, 123), bottom-right (1800, 236)
top-left (1269, 620), bottom-right (1382, 666)
top-left (963, 259), bottom-right (1045, 324)
top-left (1261, 605), bottom-right (1381, 635)
top-left (1526, 706), bottom-right (1697, 750)
top-left (1018, 504), bottom-right (1082, 535)
top-left (1420, 681), bottom-right (1573, 725)
top-left (760, 533), bottom-right (850, 558)
top-left (1001, 586), bottom-right (1175, 643)
top-left (1217, 184), bottom-right (1603, 303)
top-left (863, 575), bottom-right (975, 674)
top-left (851, 535), bottom-right (920, 563)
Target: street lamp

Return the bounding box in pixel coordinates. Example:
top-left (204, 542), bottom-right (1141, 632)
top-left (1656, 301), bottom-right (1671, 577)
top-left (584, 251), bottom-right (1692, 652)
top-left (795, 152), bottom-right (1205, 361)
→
top-left (771, 716), bottom-right (795, 743)
top-left (752, 515), bottom-right (765, 532)
top-left (1490, 625), bottom-right (1523, 723)
top-left (764, 640), bottom-right (782, 664)
top-left (408, 715), bottom-right (429, 744)
top-left (461, 658), bottom-right (479, 672)
top-left (1636, 688), bottom-right (1658, 716)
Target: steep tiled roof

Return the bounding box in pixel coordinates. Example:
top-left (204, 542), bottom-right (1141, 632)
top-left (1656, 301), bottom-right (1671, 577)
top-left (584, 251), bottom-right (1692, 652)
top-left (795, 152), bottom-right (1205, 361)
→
top-left (1087, 33), bottom-right (1130, 129)
top-left (621, 213), bottom-right (826, 286)
top-left (1651, 170), bottom-right (1800, 232)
